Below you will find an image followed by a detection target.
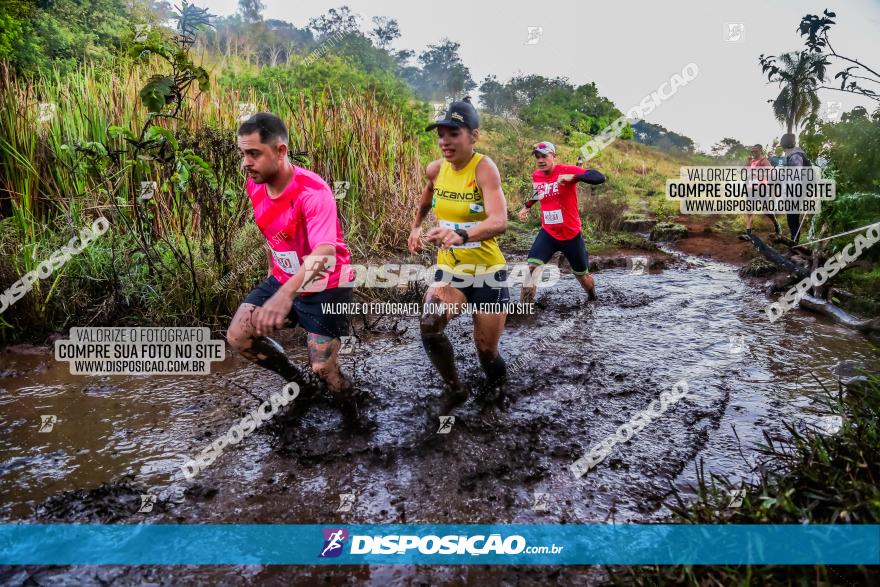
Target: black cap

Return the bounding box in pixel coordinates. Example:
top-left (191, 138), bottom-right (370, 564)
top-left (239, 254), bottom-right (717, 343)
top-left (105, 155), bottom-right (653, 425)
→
top-left (426, 99), bottom-right (479, 131)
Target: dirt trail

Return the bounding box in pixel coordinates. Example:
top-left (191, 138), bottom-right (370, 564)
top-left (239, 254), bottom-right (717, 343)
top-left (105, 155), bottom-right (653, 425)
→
top-left (1, 244), bottom-right (877, 585)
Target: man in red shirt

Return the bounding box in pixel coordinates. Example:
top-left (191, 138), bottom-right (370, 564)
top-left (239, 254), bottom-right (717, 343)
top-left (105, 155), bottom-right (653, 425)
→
top-left (226, 113), bottom-right (362, 423)
top-left (743, 144), bottom-right (781, 237)
top-left (517, 141), bottom-right (605, 304)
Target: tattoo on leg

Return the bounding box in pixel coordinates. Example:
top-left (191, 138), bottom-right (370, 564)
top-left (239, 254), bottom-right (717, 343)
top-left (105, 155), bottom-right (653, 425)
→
top-left (307, 334), bottom-right (338, 364)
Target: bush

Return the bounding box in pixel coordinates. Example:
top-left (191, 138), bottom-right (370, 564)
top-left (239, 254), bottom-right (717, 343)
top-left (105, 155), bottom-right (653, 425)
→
top-left (586, 192), bottom-right (628, 234)
top-left (813, 192), bottom-right (880, 261)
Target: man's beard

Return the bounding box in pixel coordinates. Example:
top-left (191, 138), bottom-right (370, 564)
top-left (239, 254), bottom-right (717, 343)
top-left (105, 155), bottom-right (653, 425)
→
top-left (250, 166), bottom-right (278, 184)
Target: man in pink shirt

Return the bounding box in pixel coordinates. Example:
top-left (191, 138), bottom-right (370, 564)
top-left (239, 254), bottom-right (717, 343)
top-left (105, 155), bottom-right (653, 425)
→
top-left (226, 113), bottom-right (361, 422)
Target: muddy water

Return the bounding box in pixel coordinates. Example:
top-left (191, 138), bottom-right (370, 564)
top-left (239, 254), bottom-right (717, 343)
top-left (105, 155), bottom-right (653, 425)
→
top-left (1, 251), bottom-right (878, 583)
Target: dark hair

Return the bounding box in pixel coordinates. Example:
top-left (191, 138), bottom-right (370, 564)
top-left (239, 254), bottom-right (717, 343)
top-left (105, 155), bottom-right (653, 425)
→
top-left (237, 112), bottom-right (288, 145)
top-left (780, 133), bottom-right (797, 149)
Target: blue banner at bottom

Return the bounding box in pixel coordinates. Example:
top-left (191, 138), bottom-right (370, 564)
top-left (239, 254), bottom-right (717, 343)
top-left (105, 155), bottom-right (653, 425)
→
top-left (1, 524), bottom-right (878, 565)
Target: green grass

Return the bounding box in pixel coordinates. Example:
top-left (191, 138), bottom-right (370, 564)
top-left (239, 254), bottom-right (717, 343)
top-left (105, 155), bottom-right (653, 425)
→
top-left (834, 266), bottom-right (880, 316)
top-left (612, 375), bottom-right (880, 586)
top-left (496, 218), bottom-right (540, 255)
top-left (590, 232), bottom-right (662, 255)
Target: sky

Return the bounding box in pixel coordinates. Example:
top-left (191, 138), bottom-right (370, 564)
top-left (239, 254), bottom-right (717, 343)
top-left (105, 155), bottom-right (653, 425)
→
top-left (199, 0), bottom-right (880, 151)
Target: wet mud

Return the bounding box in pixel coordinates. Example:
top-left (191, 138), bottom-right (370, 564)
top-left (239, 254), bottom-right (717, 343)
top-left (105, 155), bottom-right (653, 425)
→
top-left (1, 249), bottom-right (878, 585)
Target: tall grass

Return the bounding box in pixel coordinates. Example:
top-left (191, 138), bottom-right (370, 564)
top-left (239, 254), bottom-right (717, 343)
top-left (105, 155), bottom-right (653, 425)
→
top-left (280, 90), bottom-right (421, 257)
top-left (0, 59), bottom-right (422, 342)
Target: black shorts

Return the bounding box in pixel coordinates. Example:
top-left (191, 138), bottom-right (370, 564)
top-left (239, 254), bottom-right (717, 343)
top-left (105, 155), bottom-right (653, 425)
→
top-left (243, 276), bottom-right (352, 338)
top-left (431, 269), bottom-right (511, 306)
top-left (527, 228), bottom-right (590, 275)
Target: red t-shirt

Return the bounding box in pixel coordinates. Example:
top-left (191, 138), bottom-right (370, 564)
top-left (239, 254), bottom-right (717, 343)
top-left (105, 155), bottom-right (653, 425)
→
top-left (532, 164), bottom-right (586, 240)
top-left (246, 162), bottom-right (351, 293)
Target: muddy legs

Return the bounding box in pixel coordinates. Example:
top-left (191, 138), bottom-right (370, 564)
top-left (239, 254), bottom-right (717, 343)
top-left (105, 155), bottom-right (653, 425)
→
top-left (421, 332), bottom-right (464, 391)
top-left (575, 273), bottom-right (597, 301)
top-left (520, 264), bottom-right (540, 305)
top-left (227, 304), bottom-right (367, 427)
top-left (227, 304), bottom-right (309, 386)
top-left (419, 281), bottom-right (509, 408)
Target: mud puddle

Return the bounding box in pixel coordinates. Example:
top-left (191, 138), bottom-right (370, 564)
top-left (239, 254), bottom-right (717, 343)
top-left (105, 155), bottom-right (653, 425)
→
top-left (1, 250), bottom-right (878, 585)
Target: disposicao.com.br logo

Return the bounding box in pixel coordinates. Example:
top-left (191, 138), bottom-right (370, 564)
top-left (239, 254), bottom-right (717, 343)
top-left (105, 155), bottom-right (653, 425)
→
top-left (320, 528), bottom-right (349, 558)
top-left (318, 528), bottom-right (563, 559)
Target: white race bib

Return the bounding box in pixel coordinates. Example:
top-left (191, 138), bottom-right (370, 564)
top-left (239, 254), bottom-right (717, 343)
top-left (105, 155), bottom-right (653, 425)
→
top-left (543, 209), bottom-right (563, 225)
top-left (439, 220), bottom-right (482, 249)
top-left (272, 250), bottom-right (301, 274)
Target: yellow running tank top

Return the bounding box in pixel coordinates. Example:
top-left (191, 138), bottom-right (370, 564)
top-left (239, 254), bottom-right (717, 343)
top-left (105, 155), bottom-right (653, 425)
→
top-left (431, 152), bottom-right (506, 275)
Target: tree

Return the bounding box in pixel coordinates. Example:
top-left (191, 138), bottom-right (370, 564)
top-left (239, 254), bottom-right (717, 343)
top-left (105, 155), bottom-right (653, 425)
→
top-left (710, 137), bottom-right (751, 161)
top-left (308, 6), bottom-right (361, 39)
top-left (632, 121), bottom-right (695, 154)
top-left (262, 19), bottom-right (312, 65)
top-left (237, 0), bottom-right (264, 24)
top-left (58, 2), bottom-right (223, 299)
top-left (768, 51), bottom-right (823, 134)
top-left (799, 107), bottom-right (880, 194)
top-left (202, 15), bottom-right (312, 67)
top-left (409, 39), bottom-right (475, 101)
top-left (0, 0), bottom-right (165, 76)
top-left (478, 74), bottom-right (620, 134)
top-left (0, 0), bottom-right (40, 72)
top-left (762, 10), bottom-right (878, 108)
top-left (393, 48), bottom-right (414, 67)
top-left (369, 16), bottom-right (399, 50)
top-left (329, 33), bottom-right (396, 74)
top-left (479, 75), bottom-right (514, 115)
top-left (394, 49), bottom-right (421, 90)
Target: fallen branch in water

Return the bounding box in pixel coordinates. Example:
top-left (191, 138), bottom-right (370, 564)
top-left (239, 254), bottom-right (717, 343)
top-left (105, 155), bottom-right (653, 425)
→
top-left (798, 294), bottom-right (880, 333)
top-left (746, 232), bottom-right (880, 335)
top-left (744, 233), bottom-right (811, 279)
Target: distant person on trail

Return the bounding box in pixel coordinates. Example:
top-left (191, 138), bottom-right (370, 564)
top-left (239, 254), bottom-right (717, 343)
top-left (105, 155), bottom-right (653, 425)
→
top-left (408, 97), bottom-right (510, 411)
top-left (781, 133), bottom-right (810, 243)
top-left (226, 113), bottom-right (364, 425)
top-left (517, 141), bottom-right (605, 305)
top-left (743, 144), bottom-right (781, 237)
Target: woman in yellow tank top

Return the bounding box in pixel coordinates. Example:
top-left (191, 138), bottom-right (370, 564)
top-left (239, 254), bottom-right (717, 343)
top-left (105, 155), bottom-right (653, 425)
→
top-left (407, 98), bottom-right (510, 412)
top-left (429, 151), bottom-right (507, 272)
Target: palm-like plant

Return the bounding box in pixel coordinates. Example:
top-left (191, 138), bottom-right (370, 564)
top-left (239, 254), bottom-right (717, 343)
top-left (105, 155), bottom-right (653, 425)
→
top-left (770, 51), bottom-right (824, 134)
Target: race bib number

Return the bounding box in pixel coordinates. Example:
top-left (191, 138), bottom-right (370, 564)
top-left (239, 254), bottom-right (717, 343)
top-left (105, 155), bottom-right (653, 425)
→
top-left (272, 250), bottom-right (301, 275)
top-left (543, 209), bottom-right (563, 225)
top-left (439, 220), bottom-right (482, 249)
